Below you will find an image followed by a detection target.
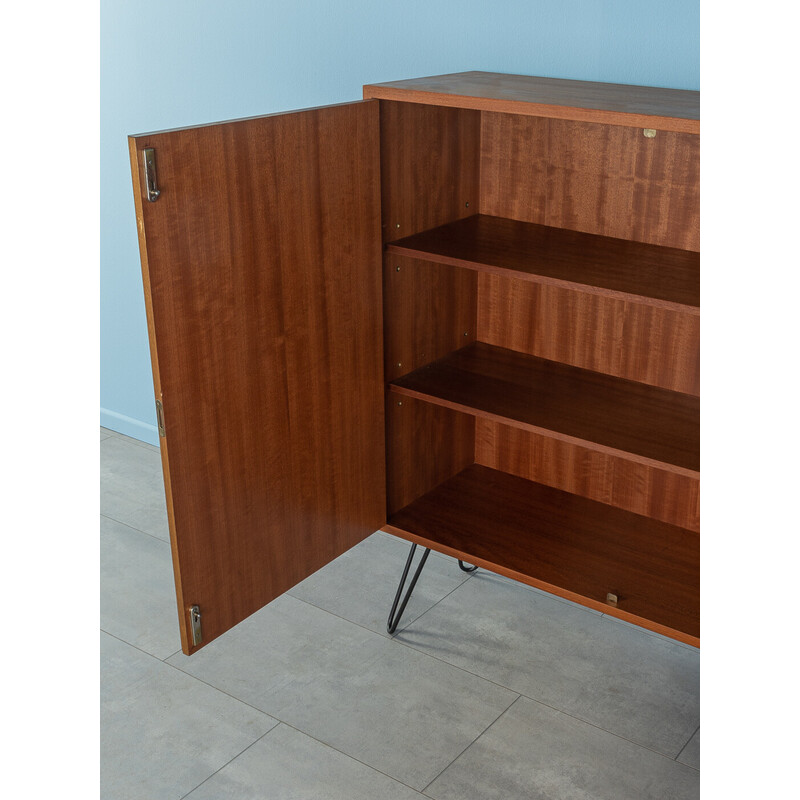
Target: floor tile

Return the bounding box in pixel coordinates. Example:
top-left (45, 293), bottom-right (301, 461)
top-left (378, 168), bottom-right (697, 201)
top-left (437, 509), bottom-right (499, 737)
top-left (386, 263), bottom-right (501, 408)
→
top-left (101, 633), bottom-right (277, 800)
top-left (288, 532), bottom-right (471, 636)
top-left (101, 434), bottom-right (170, 541)
top-left (426, 696), bottom-right (700, 800)
top-left (101, 426), bottom-right (115, 440)
top-left (600, 612), bottom-right (700, 651)
top-left (677, 727), bottom-right (700, 769)
top-left (185, 723), bottom-right (424, 799)
top-left (396, 571), bottom-right (699, 757)
top-left (167, 594), bottom-right (517, 791)
top-left (100, 515), bottom-right (180, 659)
top-left (128, 437), bottom-right (160, 453)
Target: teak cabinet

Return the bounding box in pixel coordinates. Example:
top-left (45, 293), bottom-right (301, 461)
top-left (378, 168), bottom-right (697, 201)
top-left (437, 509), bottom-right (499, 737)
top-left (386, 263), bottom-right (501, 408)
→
top-left (129, 71), bottom-right (700, 656)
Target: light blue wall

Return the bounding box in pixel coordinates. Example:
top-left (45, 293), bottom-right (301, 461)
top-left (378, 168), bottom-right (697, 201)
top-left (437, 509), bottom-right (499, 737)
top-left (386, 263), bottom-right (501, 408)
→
top-left (101, 0), bottom-right (699, 444)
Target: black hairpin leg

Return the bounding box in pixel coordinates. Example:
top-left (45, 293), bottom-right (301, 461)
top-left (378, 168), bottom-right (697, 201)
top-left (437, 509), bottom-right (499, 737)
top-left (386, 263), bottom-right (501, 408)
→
top-left (387, 543), bottom-right (431, 634)
top-left (387, 544), bottom-right (481, 634)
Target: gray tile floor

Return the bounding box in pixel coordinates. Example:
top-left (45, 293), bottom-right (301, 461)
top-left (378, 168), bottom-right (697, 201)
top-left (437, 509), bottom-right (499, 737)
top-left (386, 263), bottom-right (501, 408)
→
top-left (100, 426), bottom-right (700, 799)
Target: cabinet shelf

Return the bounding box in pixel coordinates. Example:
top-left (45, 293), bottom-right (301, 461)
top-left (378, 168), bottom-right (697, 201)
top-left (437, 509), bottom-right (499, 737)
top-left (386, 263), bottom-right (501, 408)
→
top-left (390, 342), bottom-right (699, 474)
top-left (385, 214), bottom-right (699, 312)
top-left (386, 464), bottom-right (699, 644)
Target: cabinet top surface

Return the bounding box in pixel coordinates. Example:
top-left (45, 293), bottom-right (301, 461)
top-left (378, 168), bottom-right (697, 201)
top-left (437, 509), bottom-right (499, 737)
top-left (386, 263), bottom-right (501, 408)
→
top-left (363, 71), bottom-right (699, 133)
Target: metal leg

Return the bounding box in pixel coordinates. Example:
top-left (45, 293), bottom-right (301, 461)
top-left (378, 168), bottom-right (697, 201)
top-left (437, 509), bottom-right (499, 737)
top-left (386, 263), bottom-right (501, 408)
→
top-left (386, 544), bottom-right (480, 634)
top-left (387, 543), bottom-right (431, 634)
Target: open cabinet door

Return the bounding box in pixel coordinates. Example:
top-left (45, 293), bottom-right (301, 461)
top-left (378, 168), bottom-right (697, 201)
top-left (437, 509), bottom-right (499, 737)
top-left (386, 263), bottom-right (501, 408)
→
top-left (129, 101), bottom-right (386, 654)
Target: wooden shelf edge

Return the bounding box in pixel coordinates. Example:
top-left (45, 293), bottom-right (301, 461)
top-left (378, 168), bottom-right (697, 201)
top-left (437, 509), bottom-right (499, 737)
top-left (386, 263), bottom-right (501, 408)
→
top-left (388, 383), bottom-right (700, 480)
top-left (363, 86), bottom-right (700, 135)
top-left (382, 523), bottom-right (699, 648)
top-left (385, 241), bottom-right (700, 315)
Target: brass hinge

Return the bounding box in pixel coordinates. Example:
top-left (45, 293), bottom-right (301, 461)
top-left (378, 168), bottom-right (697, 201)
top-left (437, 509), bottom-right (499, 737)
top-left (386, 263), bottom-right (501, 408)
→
top-left (190, 605), bottom-right (202, 646)
top-left (155, 399), bottom-right (166, 438)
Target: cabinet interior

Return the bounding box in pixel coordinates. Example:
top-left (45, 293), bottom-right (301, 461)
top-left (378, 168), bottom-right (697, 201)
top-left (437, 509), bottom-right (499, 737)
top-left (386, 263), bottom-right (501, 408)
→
top-left (378, 100), bottom-right (700, 645)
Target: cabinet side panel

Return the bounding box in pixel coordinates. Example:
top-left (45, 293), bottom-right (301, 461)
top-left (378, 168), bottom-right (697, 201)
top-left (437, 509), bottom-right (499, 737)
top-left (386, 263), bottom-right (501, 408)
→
top-left (475, 419), bottom-right (699, 532)
top-left (380, 101), bottom-right (480, 243)
top-left (386, 395), bottom-right (475, 516)
top-left (477, 274), bottom-right (700, 396)
top-left (480, 112), bottom-right (699, 251)
top-left (383, 255), bottom-right (477, 383)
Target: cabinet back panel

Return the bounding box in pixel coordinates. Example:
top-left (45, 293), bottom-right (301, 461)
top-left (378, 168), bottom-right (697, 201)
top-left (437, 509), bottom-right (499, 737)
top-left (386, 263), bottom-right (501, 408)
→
top-left (480, 113), bottom-right (699, 251)
top-left (477, 274), bottom-right (700, 396)
top-left (475, 419), bottom-right (699, 532)
top-left (386, 396), bottom-right (475, 516)
top-left (383, 255), bottom-right (477, 383)
top-left (380, 101), bottom-right (480, 243)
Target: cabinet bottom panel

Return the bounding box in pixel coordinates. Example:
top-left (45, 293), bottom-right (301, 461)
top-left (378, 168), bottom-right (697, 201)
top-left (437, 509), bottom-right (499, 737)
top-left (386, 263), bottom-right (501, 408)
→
top-left (384, 464), bottom-right (699, 647)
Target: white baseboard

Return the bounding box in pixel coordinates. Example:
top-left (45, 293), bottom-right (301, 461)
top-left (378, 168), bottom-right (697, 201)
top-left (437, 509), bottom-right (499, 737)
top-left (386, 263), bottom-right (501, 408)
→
top-left (100, 407), bottom-right (159, 446)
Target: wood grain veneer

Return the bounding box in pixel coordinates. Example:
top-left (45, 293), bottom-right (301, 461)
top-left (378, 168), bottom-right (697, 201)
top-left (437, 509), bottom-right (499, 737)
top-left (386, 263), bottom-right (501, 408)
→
top-left (386, 214), bottom-right (699, 311)
top-left (383, 255), bottom-right (476, 384)
top-left (385, 395), bottom-right (475, 516)
top-left (390, 342), bottom-right (699, 474)
top-left (379, 101), bottom-right (480, 243)
top-left (480, 114), bottom-right (700, 251)
top-left (477, 274), bottom-right (700, 395)
top-left (386, 464), bottom-right (699, 644)
top-left (475, 419), bottom-right (699, 532)
top-left (365, 71), bottom-right (700, 133)
top-left (129, 101), bottom-right (386, 654)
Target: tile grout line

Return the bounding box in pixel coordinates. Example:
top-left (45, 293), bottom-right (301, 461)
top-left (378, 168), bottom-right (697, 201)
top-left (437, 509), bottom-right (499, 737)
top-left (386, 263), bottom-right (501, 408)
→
top-left (100, 512), bottom-right (170, 546)
top-left (157, 604), bottom-right (539, 795)
top-left (103, 629), bottom-right (284, 724)
top-left (177, 725), bottom-right (281, 800)
top-left (674, 724), bottom-right (699, 762)
top-left (163, 650), bottom-right (429, 796)
top-left (509, 695), bottom-right (700, 772)
top-left (101, 631), bottom-right (401, 792)
top-left (420, 694), bottom-right (523, 795)
top-left (274, 720), bottom-right (428, 795)
top-left (287, 574), bottom-right (471, 643)
top-left (101, 428), bottom-right (161, 454)
top-left (101, 629), bottom-right (185, 668)
top-left (288, 593), bottom-right (698, 768)
top-left (160, 644), bottom-right (424, 792)
top-left (394, 569), bottom-right (477, 630)
top-left (384, 633), bottom-right (699, 767)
